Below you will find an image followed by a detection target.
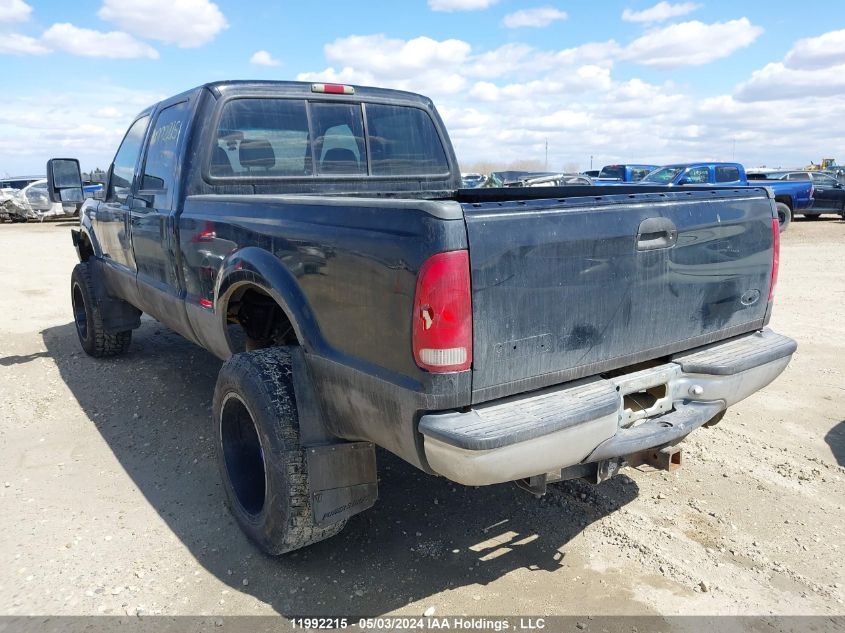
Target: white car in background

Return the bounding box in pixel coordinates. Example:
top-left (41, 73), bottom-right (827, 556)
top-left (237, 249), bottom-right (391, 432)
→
top-left (0, 179), bottom-right (75, 222)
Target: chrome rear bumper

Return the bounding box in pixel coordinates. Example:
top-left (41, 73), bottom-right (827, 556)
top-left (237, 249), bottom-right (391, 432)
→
top-left (419, 329), bottom-right (796, 486)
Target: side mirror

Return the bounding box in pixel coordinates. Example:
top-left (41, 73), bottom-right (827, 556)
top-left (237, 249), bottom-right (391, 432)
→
top-left (46, 158), bottom-right (84, 204)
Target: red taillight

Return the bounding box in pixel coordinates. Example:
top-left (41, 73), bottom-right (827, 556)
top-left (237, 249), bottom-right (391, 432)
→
top-left (768, 217), bottom-right (780, 302)
top-left (412, 250), bottom-right (472, 373)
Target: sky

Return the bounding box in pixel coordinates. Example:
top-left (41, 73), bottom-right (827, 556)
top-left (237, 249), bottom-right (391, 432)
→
top-left (2, 0), bottom-right (845, 176)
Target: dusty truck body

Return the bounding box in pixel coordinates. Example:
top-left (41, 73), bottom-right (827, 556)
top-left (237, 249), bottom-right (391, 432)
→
top-left (49, 80), bottom-right (796, 554)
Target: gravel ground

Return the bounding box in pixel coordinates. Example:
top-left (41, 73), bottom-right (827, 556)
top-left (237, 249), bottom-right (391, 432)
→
top-left (0, 217), bottom-right (843, 620)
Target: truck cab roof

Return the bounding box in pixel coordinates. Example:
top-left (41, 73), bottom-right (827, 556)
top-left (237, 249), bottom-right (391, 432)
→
top-left (202, 80), bottom-right (434, 106)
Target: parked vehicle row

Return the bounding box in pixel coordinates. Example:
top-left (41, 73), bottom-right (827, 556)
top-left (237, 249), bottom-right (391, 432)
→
top-left (463, 162), bottom-right (817, 231)
top-left (484, 170), bottom-right (592, 187)
top-left (47, 80), bottom-right (794, 556)
top-left (638, 162), bottom-right (815, 231)
top-left (748, 169), bottom-right (845, 219)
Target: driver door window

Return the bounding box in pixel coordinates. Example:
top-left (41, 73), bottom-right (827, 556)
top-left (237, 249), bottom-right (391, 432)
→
top-left (109, 116), bottom-right (150, 202)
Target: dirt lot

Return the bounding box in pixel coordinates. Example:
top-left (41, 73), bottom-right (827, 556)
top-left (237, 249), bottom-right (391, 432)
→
top-left (0, 217), bottom-right (843, 620)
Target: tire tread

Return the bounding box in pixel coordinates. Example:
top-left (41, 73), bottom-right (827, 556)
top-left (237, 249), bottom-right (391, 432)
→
top-left (72, 262), bottom-right (132, 358)
top-left (214, 347), bottom-right (345, 555)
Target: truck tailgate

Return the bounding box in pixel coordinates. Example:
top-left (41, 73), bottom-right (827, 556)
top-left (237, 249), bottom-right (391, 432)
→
top-left (462, 188), bottom-right (775, 403)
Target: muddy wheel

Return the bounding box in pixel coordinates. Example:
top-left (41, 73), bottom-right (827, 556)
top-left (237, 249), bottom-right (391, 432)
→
top-left (212, 347), bottom-right (346, 555)
top-left (775, 203), bottom-right (791, 232)
top-left (70, 263), bottom-right (132, 357)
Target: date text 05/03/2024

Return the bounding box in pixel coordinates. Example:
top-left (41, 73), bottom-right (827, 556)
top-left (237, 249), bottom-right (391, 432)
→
top-left (290, 617), bottom-right (547, 630)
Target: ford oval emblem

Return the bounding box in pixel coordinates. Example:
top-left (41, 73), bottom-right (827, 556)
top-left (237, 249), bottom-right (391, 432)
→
top-left (740, 289), bottom-right (761, 306)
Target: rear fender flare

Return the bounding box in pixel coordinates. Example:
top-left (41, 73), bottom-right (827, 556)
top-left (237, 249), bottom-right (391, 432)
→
top-left (214, 246), bottom-right (326, 354)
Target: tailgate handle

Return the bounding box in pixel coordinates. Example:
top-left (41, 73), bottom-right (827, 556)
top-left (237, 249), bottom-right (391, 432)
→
top-left (636, 217), bottom-right (678, 251)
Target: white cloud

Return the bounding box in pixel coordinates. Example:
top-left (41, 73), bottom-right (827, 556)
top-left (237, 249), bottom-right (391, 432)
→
top-left (0, 32), bottom-right (49, 55)
top-left (735, 61), bottom-right (845, 102)
top-left (735, 29), bottom-right (845, 101)
top-left (42, 23), bottom-right (159, 59)
top-left (0, 86), bottom-right (164, 174)
top-left (465, 40), bottom-right (620, 79)
top-left (324, 35), bottom-right (471, 79)
top-left (783, 29), bottom-right (845, 70)
top-left (98, 0), bottom-right (227, 48)
top-left (250, 50), bottom-right (281, 66)
top-left (502, 7), bottom-right (567, 29)
top-left (469, 65), bottom-right (612, 101)
top-left (0, 0), bottom-right (32, 23)
top-left (95, 106), bottom-right (125, 119)
top-left (623, 18), bottom-right (763, 68)
top-left (621, 2), bottom-right (700, 24)
top-left (428, 0), bottom-right (497, 11)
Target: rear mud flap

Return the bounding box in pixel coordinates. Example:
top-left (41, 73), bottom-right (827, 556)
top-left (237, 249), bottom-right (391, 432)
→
top-left (291, 348), bottom-right (378, 527)
top-left (306, 443), bottom-right (377, 527)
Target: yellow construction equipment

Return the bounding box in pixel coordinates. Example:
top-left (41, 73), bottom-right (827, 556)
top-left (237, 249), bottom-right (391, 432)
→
top-left (805, 158), bottom-right (837, 171)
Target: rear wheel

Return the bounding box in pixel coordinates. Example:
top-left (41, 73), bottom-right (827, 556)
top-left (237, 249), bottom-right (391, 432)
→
top-left (775, 202), bottom-right (791, 232)
top-left (70, 263), bottom-right (132, 357)
top-left (212, 347), bottom-right (346, 555)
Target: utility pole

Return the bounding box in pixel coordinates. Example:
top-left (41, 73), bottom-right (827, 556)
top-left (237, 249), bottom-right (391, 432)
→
top-left (590, 155), bottom-right (594, 170)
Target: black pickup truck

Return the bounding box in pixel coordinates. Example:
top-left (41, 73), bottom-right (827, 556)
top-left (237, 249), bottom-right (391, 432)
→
top-left (48, 80), bottom-right (796, 555)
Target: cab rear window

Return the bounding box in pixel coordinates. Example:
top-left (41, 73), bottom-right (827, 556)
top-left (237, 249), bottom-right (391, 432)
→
top-left (366, 104), bottom-right (449, 176)
top-left (598, 166), bottom-right (624, 179)
top-left (210, 98), bottom-right (448, 179)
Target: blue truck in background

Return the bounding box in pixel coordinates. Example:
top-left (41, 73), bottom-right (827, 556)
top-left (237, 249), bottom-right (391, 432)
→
top-left (595, 164), bottom-right (657, 183)
top-left (640, 162), bottom-right (814, 231)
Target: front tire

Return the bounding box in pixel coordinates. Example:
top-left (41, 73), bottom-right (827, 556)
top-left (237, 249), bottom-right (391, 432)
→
top-left (70, 263), bottom-right (132, 357)
top-left (775, 202), bottom-right (792, 232)
top-left (212, 347), bottom-right (346, 555)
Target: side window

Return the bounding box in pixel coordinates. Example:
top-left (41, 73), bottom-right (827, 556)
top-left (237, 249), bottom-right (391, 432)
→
top-left (813, 174), bottom-right (836, 186)
top-left (212, 98), bottom-right (311, 177)
top-left (110, 116), bottom-right (150, 203)
top-left (715, 166), bottom-right (740, 183)
top-left (630, 168), bottom-right (650, 181)
top-left (139, 101), bottom-right (190, 208)
top-left (366, 104), bottom-right (449, 175)
top-left (685, 167), bottom-right (710, 184)
top-left (309, 102), bottom-right (367, 176)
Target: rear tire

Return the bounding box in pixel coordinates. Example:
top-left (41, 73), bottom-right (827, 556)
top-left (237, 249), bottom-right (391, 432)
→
top-left (70, 262), bottom-right (132, 357)
top-left (775, 202), bottom-right (791, 232)
top-left (212, 347), bottom-right (346, 555)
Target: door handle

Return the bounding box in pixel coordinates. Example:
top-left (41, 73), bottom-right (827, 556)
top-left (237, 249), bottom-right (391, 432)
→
top-left (636, 217), bottom-right (678, 251)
